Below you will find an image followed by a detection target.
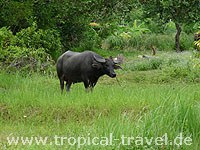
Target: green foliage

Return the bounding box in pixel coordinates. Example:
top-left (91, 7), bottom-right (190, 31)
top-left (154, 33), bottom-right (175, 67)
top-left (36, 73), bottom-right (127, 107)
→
top-left (102, 34), bottom-right (124, 50)
top-left (102, 20), bottom-right (151, 50)
top-left (42, 0), bottom-right (136, 50)
top-left (0, 0), bottom-right (136, 50)
top-left (0, 0), bottom-right (33, 33)
top-left (0, 0), bottom-right (198, 52)
top-left (193, 22), bottom-right (200, 32)
top-left (0, 25), bottom-right (61, 75)
top-left (102, 20), bottom-right (194, 52)
top-left (0, 27), bottom-right (13, 50)
top-left (140, 0), bottom-right (200, 51)
top-left (0, 46), bottom-right (54, 75)
top-left (144, 34), bottom-right (175, 51)
top-left (164, 21), bottom-right (176, 34)
top-left (180, 32), bottom-right (194, 50)
top-left (102, 31), bottom-right (193, 51)
top-left (143, 18), bottom-right (163, 33)
top-left (1, 46), bottom-right (55, 75)
top-left (12, 22), bottom-right (62, 59)
top-left (140, 0), bottom-right (200, 24)
top-left (75, 26), bottom-right (101, 51)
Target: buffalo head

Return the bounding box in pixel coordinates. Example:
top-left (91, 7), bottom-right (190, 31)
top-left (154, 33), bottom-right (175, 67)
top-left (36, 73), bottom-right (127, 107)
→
top-left (92, 55), bottom-right (122, 78)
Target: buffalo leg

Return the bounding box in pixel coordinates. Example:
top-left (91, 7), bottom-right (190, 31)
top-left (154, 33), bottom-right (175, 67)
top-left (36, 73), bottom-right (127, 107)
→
top-left (66, 82), bottom-right (72, 92)
top-left (90, 82), bottom-right (97, 92)
top-left (92, 81), bottom-right (97, 88)
top-left (59, 78), bottom-right (64, 93)
top-left (89, 80), bottom-right (97, 92)
top-left (84, 81), bottom-right (90, 92)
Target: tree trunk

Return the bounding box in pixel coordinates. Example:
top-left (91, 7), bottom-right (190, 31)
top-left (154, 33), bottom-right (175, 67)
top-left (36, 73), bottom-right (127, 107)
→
top-left (175, 23), bottom-right (182, 52)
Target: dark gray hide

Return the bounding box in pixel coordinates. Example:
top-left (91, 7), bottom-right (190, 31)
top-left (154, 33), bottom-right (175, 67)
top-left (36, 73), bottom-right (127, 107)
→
top-left (56, 51), bottom-right (121, 92)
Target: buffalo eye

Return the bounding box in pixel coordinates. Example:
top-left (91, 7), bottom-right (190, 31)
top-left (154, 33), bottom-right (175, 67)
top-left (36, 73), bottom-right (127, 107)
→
top-left (104, 64), bottom-right (109, 67)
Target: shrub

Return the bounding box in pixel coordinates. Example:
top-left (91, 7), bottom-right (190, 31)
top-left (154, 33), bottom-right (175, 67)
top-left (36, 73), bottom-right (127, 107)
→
top-left (180, 32), bottom-right (194, 50)
top-left (0, 24), bottom-right (59, 75)
top-left (144, 34), bottom-right (175, 51)
top-left (101, 33), bottom-right (124, 50)
top-left (76, 26), bottom-right (101, 51)
top-left (101, 20), bottom-right (150, 51)
top-left (164, 21), bottom-right (176, 34)
top-left (1, 46), bottom-right (54, 75)
top-left (12, 22), bottom-right (62, 60)
top-left (0, 27), bottom-right (14, 50)
top-left (0, 27), bottom-right (14, 61)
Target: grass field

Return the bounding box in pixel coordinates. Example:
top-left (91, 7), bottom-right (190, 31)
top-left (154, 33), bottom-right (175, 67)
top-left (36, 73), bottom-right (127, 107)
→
top-left (1, 52), bottom-right (200, 149)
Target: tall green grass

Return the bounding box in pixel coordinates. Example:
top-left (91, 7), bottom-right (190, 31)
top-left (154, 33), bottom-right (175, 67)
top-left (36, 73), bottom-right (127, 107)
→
top-left (1, 72), bottom-right (200, 149)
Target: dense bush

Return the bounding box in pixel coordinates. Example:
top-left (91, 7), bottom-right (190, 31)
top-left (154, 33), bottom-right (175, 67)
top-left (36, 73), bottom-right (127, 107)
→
top-left (163, 21), bottom-right (176, 34)
top-left (1, 46), bottom-right (54, 75)
top-left (143, 34), bottom-right (175, 51)
top-left (0, 27), bottom-right (14, 61)
top-left (0, 26), bottom-right (60, 75)
top-left (74, 26), bottom-right (101, 51)
top-left (12, 22), bottom-right (62, 60)
top-left (180, 32), bottom-right (194, 50)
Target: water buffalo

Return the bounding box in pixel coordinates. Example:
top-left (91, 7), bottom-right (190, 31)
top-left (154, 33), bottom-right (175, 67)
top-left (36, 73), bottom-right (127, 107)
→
top-left (56, 50), bottom-right (122, 92)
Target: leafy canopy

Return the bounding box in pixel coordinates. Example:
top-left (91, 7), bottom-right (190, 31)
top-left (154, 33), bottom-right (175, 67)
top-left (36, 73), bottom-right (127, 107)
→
top-left (140, 0), bottom-right (200, 25)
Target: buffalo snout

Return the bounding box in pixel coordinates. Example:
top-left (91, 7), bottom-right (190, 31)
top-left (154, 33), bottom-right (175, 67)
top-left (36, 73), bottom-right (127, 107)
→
top-left (110, 72), bottom-right (116, 78)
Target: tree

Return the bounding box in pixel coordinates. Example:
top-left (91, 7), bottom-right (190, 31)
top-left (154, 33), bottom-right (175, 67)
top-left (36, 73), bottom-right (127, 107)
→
top-left (139, 0), bottom-right (200, 52)
top-left (0, 0), bottom-right (136, 50)
top-left (0, 0), bottom-right (33, 34)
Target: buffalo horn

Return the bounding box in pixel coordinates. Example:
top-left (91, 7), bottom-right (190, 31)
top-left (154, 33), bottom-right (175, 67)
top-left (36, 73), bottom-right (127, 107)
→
top-left (93, 55), bottom-right (106, 63)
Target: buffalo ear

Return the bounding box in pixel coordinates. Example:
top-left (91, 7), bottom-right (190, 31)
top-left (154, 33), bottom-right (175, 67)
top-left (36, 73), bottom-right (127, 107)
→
top-left (92, 62), bottom-right (102, 69)
top-left (114, 64), bottom-right (122, 70)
